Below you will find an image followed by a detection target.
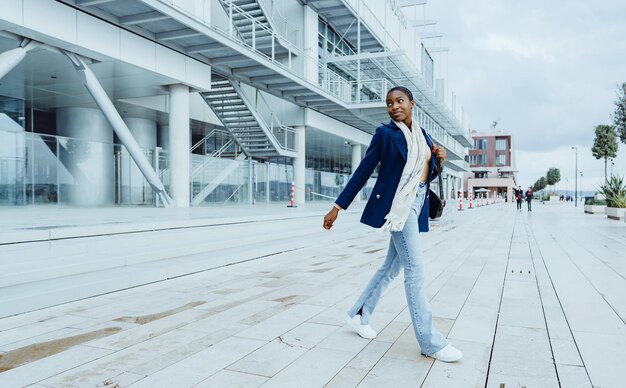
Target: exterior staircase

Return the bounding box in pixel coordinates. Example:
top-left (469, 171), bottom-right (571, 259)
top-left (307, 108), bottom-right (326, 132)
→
top-left (200, 74), bottom-right (296, 159)
top-left (218, 0), bottom-right (296, 60)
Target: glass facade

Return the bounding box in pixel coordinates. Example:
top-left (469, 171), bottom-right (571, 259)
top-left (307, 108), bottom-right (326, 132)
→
top-left (0, 128), bottom-right (164, 206)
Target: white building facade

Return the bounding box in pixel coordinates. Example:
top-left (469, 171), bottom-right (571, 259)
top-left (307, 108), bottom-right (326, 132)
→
top-left (0, 0), bottom-right (472, 208)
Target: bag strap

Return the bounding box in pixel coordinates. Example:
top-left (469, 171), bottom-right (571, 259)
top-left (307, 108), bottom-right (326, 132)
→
top-left (436, 158), bottom-right (444, 200)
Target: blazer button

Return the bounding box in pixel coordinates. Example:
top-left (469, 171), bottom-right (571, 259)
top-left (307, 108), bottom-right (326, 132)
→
top-left (376, 194), bottom-right (380, 199)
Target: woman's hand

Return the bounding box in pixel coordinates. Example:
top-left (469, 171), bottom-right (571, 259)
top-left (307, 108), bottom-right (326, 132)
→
top-left (323, 208), bottom-right (339, 230)
top-left (432, 145), bottom-right (446, 162)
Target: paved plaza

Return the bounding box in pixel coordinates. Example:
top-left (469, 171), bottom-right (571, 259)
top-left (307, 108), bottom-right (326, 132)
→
top-left (0, 200), bottom-right (625, 387)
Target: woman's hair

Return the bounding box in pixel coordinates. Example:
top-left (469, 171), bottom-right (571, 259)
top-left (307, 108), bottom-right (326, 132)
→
top-left (387, 86), bottom-right (414, 101)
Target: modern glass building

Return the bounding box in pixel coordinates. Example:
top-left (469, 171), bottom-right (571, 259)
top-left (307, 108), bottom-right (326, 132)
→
top-left (0, 0), bottom-right (472, 209)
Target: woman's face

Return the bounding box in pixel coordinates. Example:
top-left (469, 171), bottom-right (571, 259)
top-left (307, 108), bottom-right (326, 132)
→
top-left (386, 90), bottom-right (414, 125)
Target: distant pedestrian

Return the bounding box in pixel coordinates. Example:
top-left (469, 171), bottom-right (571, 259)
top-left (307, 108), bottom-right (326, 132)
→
top-left (323, 86), bottom-right (462, 363)
top-left (525, 187), bottom-right (533, 211)
top-left (516, 187), bottom-right (523, 211)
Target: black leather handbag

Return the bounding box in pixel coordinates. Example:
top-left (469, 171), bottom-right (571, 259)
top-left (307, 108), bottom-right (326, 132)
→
top-left (429, 160), bottom-right (445, 219)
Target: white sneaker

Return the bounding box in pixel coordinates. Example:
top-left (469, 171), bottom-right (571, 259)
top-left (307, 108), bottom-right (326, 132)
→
top-left (345, 314), bottom-right (377, 339)
top-left (429, 344), bottom-right (463, 362)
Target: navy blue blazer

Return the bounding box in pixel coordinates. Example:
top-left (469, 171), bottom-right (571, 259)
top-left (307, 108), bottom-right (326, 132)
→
top-left (335, 121), bottom-right (441, 233)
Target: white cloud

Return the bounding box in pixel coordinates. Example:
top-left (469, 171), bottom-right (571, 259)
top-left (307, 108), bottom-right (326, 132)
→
top-left (422, 0), bottom-right (626, 193)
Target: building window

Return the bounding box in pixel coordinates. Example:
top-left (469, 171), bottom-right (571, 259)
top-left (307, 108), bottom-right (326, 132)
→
top-left (478, 154), bottom-right (487, 165)
top-left (495, 154), bottom-right (506, 166)
top-left (474, 138), bottom-right (487, 150)
top-left (495, 139), bottom-right (507, 151)
top-left (469, 155), bottom-right (477, 165)
top-left (318, 19), bottom-right (356, 57)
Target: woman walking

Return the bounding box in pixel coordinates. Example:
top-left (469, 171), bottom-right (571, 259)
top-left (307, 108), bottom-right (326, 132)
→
top-left (323, 86), bottom-right (462, 362)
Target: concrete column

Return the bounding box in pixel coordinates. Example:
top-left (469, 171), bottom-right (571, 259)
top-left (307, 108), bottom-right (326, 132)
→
top-left (351, 143), bottom-right (362, 201)
top-left (293, 125), bottom-right (306, 205)
top-left (157, 125), bottom-right (170, 151)
top-left (169, 84), bottom-right (190, 207)
top-left (56, 107), bottom-right (114, 206)
top-left (121, 117), bottom-right (156, 204)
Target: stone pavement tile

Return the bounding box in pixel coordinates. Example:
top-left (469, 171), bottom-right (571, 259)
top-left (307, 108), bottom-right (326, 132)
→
top-left (421, 339), bottom-right (491, 388)
top-left (488, 326), bottom-right (558, 386)
top-left (0, 319), bottom-right (138, 353)
top-left (182, 300), bottom-right (279, 333)
top-left (556, 364), bottom-right (592, 388)
top-left (383, 319), bottom-right (453, 361)
top-left (0, 345), bottom-right (114, 388)
top-left (0, 327), bottom-right (78, 352)
top-left (374, 319), bottom-right (410, 344)
top-left (127, 336), bottom-right (267, 387)
top-left (47, 370), bottom-right (145, 388)
top-left (129, 323), bottom-right (250, 376)
top-left (260, 347), bottom-right (355, 388)
top-left (550, 338), bottom-right (583, 367)
top-left (447, 303), bottom-right (498, 345)
top-left (278, 322), bottom-right (339, 349)
top-left (307, 306), bottom-right (350, 327)
top-left (235, 304), bottom-right (326, 341)
top-left (195, 369), bottom-right (268, 388)
top-left (356, 356), bottom-right (432, 388)
top-left (573, 330), bottom-right (626, 388)
top-left (317, 325), bottom-right (371, 353)
top-left (532, 231), bottom-right (625, 336)
top-left (557, 233), bottom-right (626, 322)
top-left (498, 296), bottom-right (546, 330)
top-left (303, 283), bottom-right (361, 307)
top-left (39, 327), bottom-right (209, 387)
top-left (486, 373), bottom-right (557, 388)
top-left (85, 307), bottom-right (211, 351)
top-left (325, 341), bottom-right (392, 388)
top-left (226, 337), bottom-right (307, 377)
top-left (430, 273), bottom-right (481, 320)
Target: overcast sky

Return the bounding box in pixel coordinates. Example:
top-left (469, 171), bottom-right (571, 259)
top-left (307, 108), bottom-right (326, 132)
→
top-left (422, 0), bottom-right (626, 192)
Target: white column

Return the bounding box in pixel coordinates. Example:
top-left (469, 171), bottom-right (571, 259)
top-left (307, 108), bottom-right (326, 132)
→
top-left (121, 117), bottom-right (156, 204)
top-left (351, 143), bottom-right (362, 201)
top-left (169, 84), bottom-right (190, 207)
top-left (293, 125), bottom-right (306, 205)
top-left (56, 107), bottom-right (114, 206)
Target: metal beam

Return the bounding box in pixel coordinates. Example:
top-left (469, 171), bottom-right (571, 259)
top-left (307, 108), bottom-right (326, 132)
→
top-left (250, 74), bottom-right (289, 82)
top-left (325, 50), bottom-right (404, 63)
top-left (186, 42), bottom-right (223, 54)
top-left (156, 28), bottom-right (202, 41)
top-left (64, 51), bottom-right (173, 207)
top-left (0, 39), bottom-right (38, 80)
top-left (120, 11), bottom-right (169, 25)
top-left (76, 0), bottom-right (117, 6)
top-left (211, 54), bottom-right (249, 64)
top-left (232, 65), bottom-right (268, 74)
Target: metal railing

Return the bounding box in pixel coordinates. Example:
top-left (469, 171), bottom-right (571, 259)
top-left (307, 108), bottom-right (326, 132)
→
top-left (253, 90), bottom-right (296, 151)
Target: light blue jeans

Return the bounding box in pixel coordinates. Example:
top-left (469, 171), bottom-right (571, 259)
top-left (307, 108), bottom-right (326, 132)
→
top-left (348, 182), bottom-right (448, 355)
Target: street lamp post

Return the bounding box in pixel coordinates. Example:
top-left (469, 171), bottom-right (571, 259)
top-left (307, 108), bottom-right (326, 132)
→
top-left (580, 171), bottom-right (583, 202)
top-left (572, 147), bottom-right (578, 207)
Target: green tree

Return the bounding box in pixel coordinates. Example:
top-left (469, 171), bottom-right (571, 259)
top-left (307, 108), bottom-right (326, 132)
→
top-left (591, 124), bottom-right (618, 182)
top-left (532, 176), bottom-right (547, 192)
top-left (546, 167), bottom-right (561, 193)
top-left (614, 83), bottom-right (626, 144)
